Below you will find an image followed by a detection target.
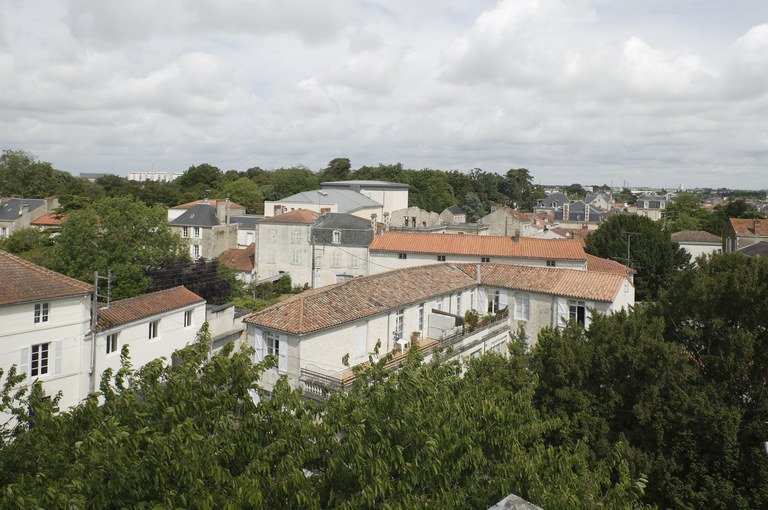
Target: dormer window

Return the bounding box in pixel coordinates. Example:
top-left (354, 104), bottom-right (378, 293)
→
top-left (332, 230), bottom-right (341, 244)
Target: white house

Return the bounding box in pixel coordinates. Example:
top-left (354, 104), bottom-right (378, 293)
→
top-left (90, 286), bottom-right (206, 392)
top-left (254, 209), bottom-right (319, 286)
top-left (243, 262), bottom-right (634, 397)
top-left (368, 232), bottom-right (589, 273)
top-left (0, 251), bottom-right (93, 412)
top-left (670, 230), bottom-right (722, 261)
top-left (320, 180), bottom-right (409, 216)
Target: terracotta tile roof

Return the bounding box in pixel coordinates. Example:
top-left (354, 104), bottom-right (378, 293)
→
top-left (96, 286), bottom-right (205, 331)
top-left (244, 263), bottom-right (628, 335)
top-left (585, 254), bottom-right (634, 275)
top-left (671, 230), bottom-right (722, 244)
top-left (218, 244), bottom-right (255, 272)
top-left (0, 251), bottom-right (92, 306)
top-left (259, 209), bottom-right (320, 224)
top-left (172, 199), bottom-right (246, 210)
top-left (30, 212), bottom-right (66, 226)
top-left (369, 232), bottom-right (586, 260)
top-left (729, 218), bottom-right (768, 237)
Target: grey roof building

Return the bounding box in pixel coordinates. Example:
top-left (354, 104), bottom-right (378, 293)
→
top-left (169, 203), bottom-right (220, 227)
top-left (274, 189), bottom-right (381, 214)
top-left (311, 213), bottom-right (374, 247)
top-left (168, 202), bottom-right (238, 260)
top-left (0, 197), bottom-right (59, 238)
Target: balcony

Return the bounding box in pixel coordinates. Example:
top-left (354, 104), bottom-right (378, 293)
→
top-left (300, 308), bottom-right (509, 401)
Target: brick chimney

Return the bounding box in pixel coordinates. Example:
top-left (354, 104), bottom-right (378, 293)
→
top-left (584, 203), bottom-right (590, 223)
top-left (513, 228), bottom-right (520, 243)
top-left (562, 203), bottom-right (570, 221)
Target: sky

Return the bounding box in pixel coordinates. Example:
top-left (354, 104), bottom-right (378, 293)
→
top-left (1, 0), bottom-right (767, 189)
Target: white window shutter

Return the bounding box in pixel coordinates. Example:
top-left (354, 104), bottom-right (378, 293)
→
top-left (556, 298), bottom-right (568, 328)
top-left (585, 301), bottom-right (594, 329)
top-left (355, 323), bottom-right (367, 358)
top-left (477, 289), bottom-right (487, 312)
top-left (499, 290), bottom-right (508, 310)
top-left (278, 334), bottom-right (288, 373)
top-left (254, 328), bottom-right (264, 362)
top-left (19, 347), bottom-right (29, 378)
top-left (53, 341), bottom-right (63, 375)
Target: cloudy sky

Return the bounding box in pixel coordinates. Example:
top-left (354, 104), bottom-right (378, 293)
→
top-left (1, 0), bottom-right (767, 189)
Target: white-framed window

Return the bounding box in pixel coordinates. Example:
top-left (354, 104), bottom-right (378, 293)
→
top-left (398, 253), bottom-right (407, 259)
top-left (418, 303), bottom-right (425, 334)
top-left (515, 293), bottom-right (530, 321)
top-left (191, 244), bottom-right (201, 259)
top-left (181, 226), bottom-right (190, 238)
top-left (266, 246), bottom-right (276, 264)
top-left (437, 255), bottom-right (446, 261)
top-left (569, 300), bottom-right (587, 325)
top-left (148, 320), bottom-right (159, 340)
top-left (488, 290), bottom-right (500, 314)
top-left (184, 310), bottom-right (192, 327)
top-left (192, 227), bottom-right (201, 238)
top-left (456, 293), bottom-right (462, 315)
top-left (0, 227), bottom-right (7, 238)
top-left (264, 330), bottom-right (288, 373)
top-left (349, 254), bottom-right (358, 268)
top-left (546, 260), bottom-right (556, 267)
top-left (291, 247), bottom-right (300, 265)
top-left (106, 333), bottom-right (118, 355)
top-left (292, 228), bottom-right (300, 244)
top-left (332, 230), bottom-right (341, 244)
top-left (436, 297), bottom-right (444, 311)
top-left (34, 302), bottom-right (49, 324)
top-left (332, 252), bottom-right (342, 267)
top-left (30, 342), bottom-right (50, 376)
top-left (481, 257), bottom-right (490, 263)
top-left (394, 309), bottom-right (404, 341)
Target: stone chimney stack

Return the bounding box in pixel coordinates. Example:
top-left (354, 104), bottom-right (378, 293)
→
top-left (383, 212), bottom-right (390, 232)
top-left (513, 228), bottom-right (520, 243)
top-left (562, 203), bottom-right (570, 221)
top-left (584, 203), bottom-right (590, 223)
top-left (216, 199), bottom-right (229, 224)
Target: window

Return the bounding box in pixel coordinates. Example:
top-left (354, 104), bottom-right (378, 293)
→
top-left (266, 246), bottom-right (276, 263)
top-left (398, 253), bottom-right (407, 259)
top-left (266, 331), bottom-right (280, 357)
top-left (30, 343), bottom-right (50, 376)
top-left (515, 293), bottom-right (530, 321)
top-left (336, 274), bottom-right (353, 283)
top-left (191, 244), bottom-right (201, 259)
top-left (332, 252), bottom-right (342, 267)
top-left (394, 309), bottom-right (404, 341)
top-left (436, 297), bottom-right (444, 311)
top-left (569, 300), bottom-right (587, 325)
top-left (437, 255), bottom-right (446, 261)
top-left (470, 291), bottom-right (475, 311)
top-left (34, 302), bottom-right (49, 324)
top-left (349, 254), bottom-right (358, 268)
top-left (481, 257), bottom-right (490, 263)
top-left (106, 333), bottom-right (118, 354)
top-left (181, 226), bottom-right (189, 238)
top-left (192, 227), bottom-right (201, 238)
top-left (546, 260), bottom-right (556, 267)
top-left (291, 247), bottom-right (300, 265)
top-left (332, 230), bottom-right (341, 244)
top-left (292, 228), bottom-right (300, 244)
top-left (418, 303), bottom-right (425, 333)
top-left (456, 293), bottom-right (462, 315)
top-left (488, 290), bottom-right (500, 314)
top-left (184, 310), bottom-right (192, 327)
top-left (148, 320), bottom-right (159, 340)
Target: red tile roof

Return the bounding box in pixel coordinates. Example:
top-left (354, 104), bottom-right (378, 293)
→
top-left (369, 232), bottom-right (586, 260)
top-left (260, 209), bottom-right (320, 224)
top-left (219, 244), bottom-right (255, 272)
top-left (585, 254), bottom-right (634, 275)
top-left (96, 286), bottom-right (204, 331)
top-left (30, 212), bottom-right (66, 226)
top-left (729, 219), bottom-right (768, 237)
top-left (244, 263), bottom-right (628, 335)
top-left (0, 251), bottom-right (92, 306)
top-left (172, 199), bottom-right (246, 210)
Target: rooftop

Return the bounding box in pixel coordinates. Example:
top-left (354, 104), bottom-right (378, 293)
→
top-left (369, 232), bottom-right (587, 260)
top-left (274, 189), bottom-right (381, 213)
top-left (171, 199), bottom-right (246, 210)
top-left (671, 230), bottom-right (722, 244)
top-left (96, 286), bottom-right (205, 332)
top-left (0, 198), bottom-right (46, 221)
top-left (218, 244), bottom-right (255, 272)
top-left (30, 212), bottom-right (66, 226)
top-left (244, 263), bottom-right (628, 335)
top-left (321, 180), bottom-right (409, 190)
top-left (258, 209), bottom-right (320, 225)
top-left (169, 203), bottom-right (219, 227)
top-left (0, 251), bottom-right (92, 306)
top-left (729, 218), bottom-right (768, 236)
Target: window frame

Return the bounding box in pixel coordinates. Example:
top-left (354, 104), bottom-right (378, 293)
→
top-left (34, 302), bottom-right (50, 324)
top-left (30, 342), bottom-right (50, 377)
top-left (332, 230), bottom-right (341, 244)
top-left (546, 260), bottom-right (556, 267)
top-left (148, 320), bottom-right (159, 340)
top-left (106, 333), bottom-right (118, 355)
top-left (488, 290), bottom-right (500, 314)
top-left (481, 257), bottom-right (490, 263)
top-left (569, 300), bottom-right (587, 325)
top-left (181, 226), bottom-right (190, 238)
top-left (183, 310), bottom-right (193, 327)
top-left (192, 226), bottom-right (202, 238)
top-left (515, 293), bottom-right (530, 321)
top-left (394, 309), bottom-right (404, 341)
top-left (437, 255), bottom-right (446, 261)
top-left (398, 253), bottom-right (407, 259)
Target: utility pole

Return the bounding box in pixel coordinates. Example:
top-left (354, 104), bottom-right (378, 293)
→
top-left (89, 270), bottom-right (113, 393)
top-left (615, 229), bottom-right (640, 269)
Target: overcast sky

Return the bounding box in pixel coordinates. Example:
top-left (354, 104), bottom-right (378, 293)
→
top-left (1, 0), bottom-right (767, 189)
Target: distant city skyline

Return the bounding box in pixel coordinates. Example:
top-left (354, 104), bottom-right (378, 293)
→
top-left (2, 1), bottom-right (767, 189)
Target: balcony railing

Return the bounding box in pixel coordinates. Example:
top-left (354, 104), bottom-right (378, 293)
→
top-left (299, 308), bottom-right (509, 400)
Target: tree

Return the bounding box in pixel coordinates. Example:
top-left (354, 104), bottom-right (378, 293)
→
top-left (319, 157), bottom-right (351, 182)
top-left (564, 183), bottom-right (587, 200)
top-left (0, 227), bottom-right (54, 266)
top-left (0, 150), bottom-right (71, 198)
top-left (585, 213), bottom-right (689, 301)
top-left (406, 169), bottom-right (456, 212)
top-left (0, 333), bottom-right (649, 509)
top-left (214, 177), bottom-right (264, 214)
top-left (661, 193), bottom-right (708, 232)
top-left (51, 196), bottom-right (185, 299)
top-left (501, 168), bottom-right (540, 210)
top-left (174, 163), bottom-right (222, 191)
top-left (260, 166), bottom-right (320, 201)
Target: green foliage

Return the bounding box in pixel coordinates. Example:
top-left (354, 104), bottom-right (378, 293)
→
top-left (214, 176), bottom-right (264, 214)
top-left (406, 169), bottom-right (456, 212)
top-left (51, 196), bottom-right (185, 299)
top-left (0, 227), bottom-right (54, 266)
top-left (564, 183), bottom-right (587, 200)
top-left (319, 157), bottom-right (351, 182)
top-left (585, 213), bottom-right (689, 300)
top-left (0, 150), bottom-right (72, 198)
top-left (146, 258), bottom-right (238, 305)
top-left (174, 163), bottom-right (222, 191)
top-left (277, 274), bottom-right (292, 293)
top-left (661, 193), bottom-right (708, 232)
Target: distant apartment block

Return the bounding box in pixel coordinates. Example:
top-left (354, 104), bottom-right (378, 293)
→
top-left (128, 171), bottom-right (183, 183)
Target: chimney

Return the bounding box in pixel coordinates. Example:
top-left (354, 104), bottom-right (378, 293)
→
top-left (584, 204), bottom-right (590, 223)
top-left (20, 202), bottom-right (29, 221)
top-left (513, 228), bottom-right (520, 243)
top-left (562, 203), bottom-right (570, 221)
top-left (383, 212), bottom-right (390, 232)
top-left (371, 213), bottom-right (378, 230)
top-left (476, 263), bottom-right (481, 285)
top-left (216, 199), bottom-right (229, 224)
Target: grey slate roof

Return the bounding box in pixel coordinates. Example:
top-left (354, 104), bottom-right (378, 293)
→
top-left (445, 205), bottom-right (465, 214)
top-left (0, 198), bottom-right (46, 220)
top-left (311, 213), bottom-right (374, 246)
top-left (278, 189), bottom-right (381, 213)
top-left (321, 180), bottom-right (409, 190)
top-left (231, 215), bottom-right (263, 230)
top-left (169, 203), bottom-right (219, 227)
top-left (738, 241), bottom-right (768, 257)
top-left (553, 201), bottom-right (606, 223)
top-left (537, 192), bottom-right (568, 208)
